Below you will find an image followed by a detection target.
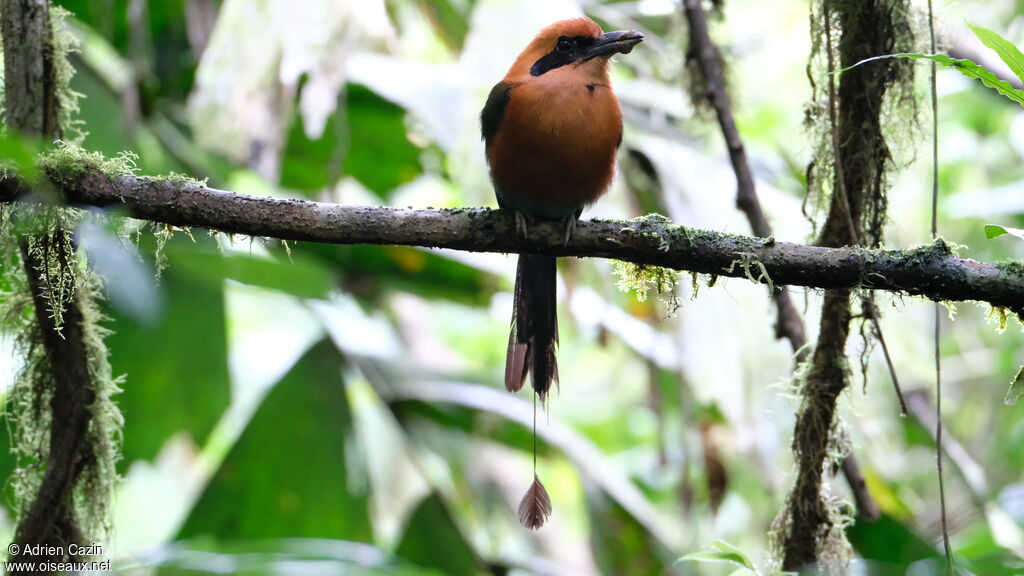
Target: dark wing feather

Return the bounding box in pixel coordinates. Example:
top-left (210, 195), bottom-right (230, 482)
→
top-left (481, 81), bottom-right (514, 148)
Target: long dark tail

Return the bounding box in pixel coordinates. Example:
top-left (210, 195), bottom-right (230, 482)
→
top-left (505, 254), bottom-right (558, 404)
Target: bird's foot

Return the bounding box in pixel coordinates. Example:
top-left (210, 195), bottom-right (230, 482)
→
top-left (515, 211), bottom-right (529, 239)
top-left (562, 211), bottom-right (581, 246)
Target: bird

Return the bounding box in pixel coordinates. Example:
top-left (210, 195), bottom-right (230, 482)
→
top-left (480, 17), bottom-right (643, 529)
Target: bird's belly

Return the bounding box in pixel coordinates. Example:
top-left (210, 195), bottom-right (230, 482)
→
top-left (488, 88), bottom-right (621, 218)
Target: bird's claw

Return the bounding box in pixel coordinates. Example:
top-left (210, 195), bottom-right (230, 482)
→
top-left (562, 215), bottom-right (576, 246)
top-left (515, 211), bottom-right (529, 239)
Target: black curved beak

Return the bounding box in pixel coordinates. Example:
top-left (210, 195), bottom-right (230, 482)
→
top-left (584, 30), bottom-right (645, 60)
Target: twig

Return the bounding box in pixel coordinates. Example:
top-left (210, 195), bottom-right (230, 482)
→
top-left (927, 0), bottom-right (953, 570)
top-left (681, 0), bottom-right (808, 356)
top-left (862, 296), bottom-right (909, 416)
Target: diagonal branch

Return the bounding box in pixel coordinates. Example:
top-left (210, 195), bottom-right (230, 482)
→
top-left (682, 0), bottom-right (809, 352)
top-left (1, 168), bottom-right (1022, 311)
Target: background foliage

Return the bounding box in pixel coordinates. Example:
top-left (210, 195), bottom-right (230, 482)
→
top-left (2, 0), bottom-right (1024, 574)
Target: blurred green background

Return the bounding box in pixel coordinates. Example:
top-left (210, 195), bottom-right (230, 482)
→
top-left (2, 0), bottom-right (1024, 574)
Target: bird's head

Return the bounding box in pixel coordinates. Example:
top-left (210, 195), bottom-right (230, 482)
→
top-left (506, 17), bottom-right (644, 83)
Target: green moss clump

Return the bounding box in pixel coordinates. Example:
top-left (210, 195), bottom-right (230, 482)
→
top-left (613, 260), bottom-right (680, 308)
top-left (997, 258), bottom-right (1024, 277)
top-left (632, 213), bottom-right (672, 226)
top-left (37, 142), bottom-right (140, 183)
top-left (164, 171), bottom-right (209, 187)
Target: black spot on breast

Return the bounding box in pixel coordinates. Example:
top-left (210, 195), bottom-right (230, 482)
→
top-left (587, 83), bottom-right (595, 93)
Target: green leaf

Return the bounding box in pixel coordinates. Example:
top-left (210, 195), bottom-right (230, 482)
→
top-left (968, 23), bottom-right (1024, 86)
top-left (985, 224), bottom-right (1024, 241)
top-left (395, 493), bottom-right (488, 576)
top-left (849, 53), bottom-right (1024, 107)
top-left (107, 237), bottom-right (230, 465)
top-left (77, 219), bottom-right (161, 324)
top-left (847, 513), bottom-right (940, 568)
top-left (174, 339), bottom-right (372, 541)
top-left (280, 83), bottom-right (422, 196)
top-left (679, 539), bottom-right (757, 570)
top-left (1005, 366), bottom-right (1024, 406)
top-left (164, 242), bottom-right (336, 300)
top-left (586, 478), bottom-right (673, 576)
top-left (392, 400), bottom-right (554, 459)
top-left (408, 0), bottom-right (471, 51)
top-left (298, 243), bottom-right (495, 306)
top-left (0, 132), bottom-right (40, 180)
top-left (344, 84), bottom-right (424, 196)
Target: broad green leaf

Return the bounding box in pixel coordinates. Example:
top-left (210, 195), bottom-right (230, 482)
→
top-left (391, 399), bottom-right (555, 458)
top-left (298, 243), bottom-right (495, 306)
top-left (0, 419), bottom-right (18, 516)
top-left (711, 540), bottom-right (757, 568)
top-left (1005, 366), bottom-right (1024, 406)
top-left (70, 60), bottom-right (188, 175)
top-left (850, 53), bottom-right (1024, 107)
top-left (395, 493), bottom-right (488, 576)
top-left (408, 0), bottom-right (471, 51)
top-left (341, 84), bottom-right (424, 196)
top-left (0, 132), bottom-right (40, 180)
top-left (968, 23), bottom-right (1024, 86)
top-left (107, 237), bottom-right (229, 466)
top-left (174, 338), bottom-right (372, 541)
top-left (679, 539), bottom-right (757, 570)
top-left (985, 224), bottom-right (1024, 241)
top-left (164, 242), bottom-right (336, 300)
top-left (847, 513), bottom-right (940, 568)
top-left (586, 477), bottom-right (673, 576)
top-left (280, 83), bottom-right (422, 196)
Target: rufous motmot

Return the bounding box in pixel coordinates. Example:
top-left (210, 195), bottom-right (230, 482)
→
top-left (480, 17), bottom-right (643, 529)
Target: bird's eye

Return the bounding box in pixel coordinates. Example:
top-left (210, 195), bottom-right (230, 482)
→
top-left (556, 37), bottom-right (573, 52)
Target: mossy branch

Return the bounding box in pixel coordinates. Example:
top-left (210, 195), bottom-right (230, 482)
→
top-left (1, 167), bottom-right (1021, 311)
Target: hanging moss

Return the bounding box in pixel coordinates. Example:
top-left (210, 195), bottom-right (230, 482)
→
top-left (0, 4), bottom-right (122, 556)
top-left (803, 0), bottom-right (916, 247)
top-left (51, 7), bottom-right (85, 144)
top-left (781, 1), bottom-right (917, 570)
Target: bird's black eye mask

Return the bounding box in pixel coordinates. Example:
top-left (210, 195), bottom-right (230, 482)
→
top-left (530, 35), bottom-right (595, 76)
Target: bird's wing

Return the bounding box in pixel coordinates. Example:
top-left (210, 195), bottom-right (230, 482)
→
top-left (481, 81), bottom-right (515, 147)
